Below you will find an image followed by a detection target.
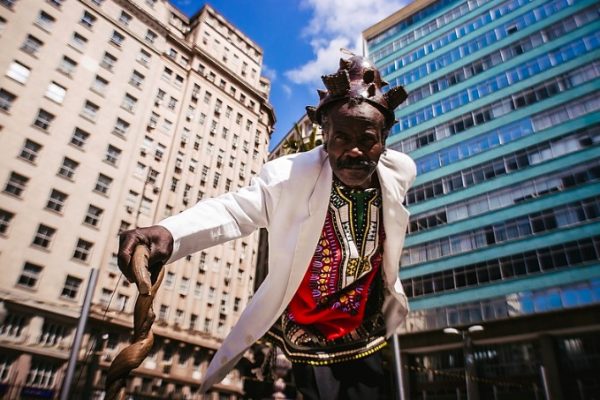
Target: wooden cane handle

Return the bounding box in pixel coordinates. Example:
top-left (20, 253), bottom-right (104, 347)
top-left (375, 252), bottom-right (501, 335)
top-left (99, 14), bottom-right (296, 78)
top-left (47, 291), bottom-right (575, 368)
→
top-left (131, 245), bottom-right (151, 295)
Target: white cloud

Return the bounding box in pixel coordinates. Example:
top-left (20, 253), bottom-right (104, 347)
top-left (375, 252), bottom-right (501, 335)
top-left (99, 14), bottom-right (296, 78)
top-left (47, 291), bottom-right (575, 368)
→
top-left (285, 37), bottom-right (350, 86)
top-left (281, 84), bottom-right (292, 98)
top-left (285, 0), bottom-right (410, 88)
top-left (261, 64), bottom-right (277, 82)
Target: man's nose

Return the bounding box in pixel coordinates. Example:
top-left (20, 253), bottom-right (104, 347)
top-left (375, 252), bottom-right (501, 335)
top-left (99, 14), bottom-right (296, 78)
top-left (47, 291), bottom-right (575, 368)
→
top-left (346, 143), bottom-right (364, 156)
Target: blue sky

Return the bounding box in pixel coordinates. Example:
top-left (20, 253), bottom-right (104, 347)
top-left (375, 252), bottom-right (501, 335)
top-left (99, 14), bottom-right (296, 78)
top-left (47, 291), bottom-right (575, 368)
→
top-left (169, 0), bottom-right (411, 150)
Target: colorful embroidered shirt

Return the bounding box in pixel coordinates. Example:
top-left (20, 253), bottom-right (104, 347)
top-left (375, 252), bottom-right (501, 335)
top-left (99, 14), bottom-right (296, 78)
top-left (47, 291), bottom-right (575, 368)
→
top-left (266, 178), bottom-right (387, 365)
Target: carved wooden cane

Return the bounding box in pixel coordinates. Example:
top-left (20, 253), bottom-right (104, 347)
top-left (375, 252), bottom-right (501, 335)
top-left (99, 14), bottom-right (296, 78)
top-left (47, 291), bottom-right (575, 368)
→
top-left (105, 245), bottom-right (165, 400)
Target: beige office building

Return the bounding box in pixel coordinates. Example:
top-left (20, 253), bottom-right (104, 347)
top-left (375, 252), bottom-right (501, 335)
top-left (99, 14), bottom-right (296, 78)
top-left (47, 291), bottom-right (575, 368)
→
top-left (0, 0), bottom-right (274, 398)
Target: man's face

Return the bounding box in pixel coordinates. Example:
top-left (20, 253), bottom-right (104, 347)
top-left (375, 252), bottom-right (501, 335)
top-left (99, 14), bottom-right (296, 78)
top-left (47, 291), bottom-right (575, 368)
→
top-left (323, 101), bottom-right (387, 189)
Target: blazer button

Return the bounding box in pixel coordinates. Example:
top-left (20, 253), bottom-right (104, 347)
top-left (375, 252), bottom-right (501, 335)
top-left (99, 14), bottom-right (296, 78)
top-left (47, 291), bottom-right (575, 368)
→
top-left (245, 334), bottom-right (254, 345)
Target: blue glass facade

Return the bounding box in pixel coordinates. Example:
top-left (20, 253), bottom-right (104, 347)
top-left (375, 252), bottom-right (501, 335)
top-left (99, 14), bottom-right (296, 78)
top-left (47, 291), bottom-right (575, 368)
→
top-left (365, 0), bottom-right (600, 398)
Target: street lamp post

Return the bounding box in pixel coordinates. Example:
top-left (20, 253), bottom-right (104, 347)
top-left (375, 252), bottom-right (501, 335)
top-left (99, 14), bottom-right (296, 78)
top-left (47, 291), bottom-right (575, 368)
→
top-left (443, 325), bottom-right (483, 400)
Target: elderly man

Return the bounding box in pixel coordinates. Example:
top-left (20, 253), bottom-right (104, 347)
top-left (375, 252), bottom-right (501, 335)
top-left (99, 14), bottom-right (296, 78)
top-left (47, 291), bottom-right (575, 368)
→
top-left (118, 56), bottom-right (416, 399)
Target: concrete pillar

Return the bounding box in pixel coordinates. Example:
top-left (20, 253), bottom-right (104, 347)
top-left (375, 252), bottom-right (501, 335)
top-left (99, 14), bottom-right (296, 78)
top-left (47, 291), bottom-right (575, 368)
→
top-left (24, 315), bottom-right (44, 345)
top-left (538, 335), bottom-right (563, 400)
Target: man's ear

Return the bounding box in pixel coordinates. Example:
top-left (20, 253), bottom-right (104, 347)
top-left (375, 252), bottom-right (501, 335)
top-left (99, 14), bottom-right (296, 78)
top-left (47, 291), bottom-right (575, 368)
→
top-left (321, 129), bottom-right (329, 152)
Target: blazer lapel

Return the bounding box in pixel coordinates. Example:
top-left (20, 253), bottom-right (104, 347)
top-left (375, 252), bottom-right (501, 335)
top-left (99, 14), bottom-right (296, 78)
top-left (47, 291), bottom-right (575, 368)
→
top-left (377, 162), bottom-right (409, 285)
top-left (283, 153), bottom-right (332, 302)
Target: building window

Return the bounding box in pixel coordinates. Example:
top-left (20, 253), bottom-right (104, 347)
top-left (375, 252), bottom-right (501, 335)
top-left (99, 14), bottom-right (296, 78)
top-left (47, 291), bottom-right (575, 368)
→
top-left (167, 48), bottom-right (177, 59)
top-left (0, 88), bottom-right (15, 111)
top-left (4, 172), bottom-right (28, 197)
top-left (91, 75), bottom-right (108, 95)
top-left (115, 293), bottom-right (129, 312)
top-left (38, 321), bottom-right (68, 347)
top-left (58, 157), bottom-right (78, 178)
top-left (175, 309), bottom-right (184, 327)
top-left (110, 30), bottom-right (125, 46)
top-left (46, 189), bottom-right (67, 212)
top-left (0, 313), bottom-right (27, 338)
top-left (61, 275), bottom-right (82, 298)
top-left (174, 75), bottom-right (184, 87)
top-left (165, 271), bottom-right (175, 288)
top-left (118, 11), bottom-right (131, 26)
top-left (105, 145), bottom-right (121, 165)
top-left (129, 70), bottom-right (144, 88)
top-left (70, 127), bottom-right (89, 149)
top-left (189, 314), bottom-right (198, 330)
top-left (1, 0), bottom-right (17, 9)
top-left (33, 109), bottom-right (54, 130)
top-left (73, 239), bottom-right (93, 262)
top-left (35, 11), bottom-right (55, 31)
top-left (0, 356), bottom-right (12, 382)
top-left (80, 10), bottom-right (96, 28)
top-left (113, 118), bottom-right (129, 136)
top-left (99, 288), bottom-right (112, 306)
top-left (6, 61), bottom-right (30, 83)
top-left (45, 82), bottom-right (66, 103)
top-left (57, 56), bottom-right (77, 76)
top-left (17, 262), bottom-right (42, 288)
top-left (167, 96), bottom-right (177, 110)
top-left (19, 139), bottom-right (42, 163)
top-left (0, 209), bottom-right (14, 235)
top-left (100, 52), bottom-right (116, 71)
top-left (70, 32), bottom-right (88, 51)
top-left (81, 100), bottom-right (99, 121)
top-left (48, 0), bottom-right (63, 8)
top-left (121, 93), bottom-right (137, 112)
top-left (137, 48), bottom-right (151, 66)
top-left (32, 224), bottom-right (56, 248)
top-left (84, 204), bottom-right (102, 226)
top-left (145, 29), bottom-right (157, 44)
top-left (158, 304), bottom-right (169, 321)
top-left (162, 67), bottom-right (172, 81)
top-left (94, 174), bottom-right (112, 194)
top-left (21, 34), bottom-right (43, 56)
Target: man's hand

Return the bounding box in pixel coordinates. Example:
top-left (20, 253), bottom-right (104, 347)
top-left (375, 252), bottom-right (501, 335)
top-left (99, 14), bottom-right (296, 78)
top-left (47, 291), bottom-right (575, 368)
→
top-left (118, 225), bottom-right (174, 283)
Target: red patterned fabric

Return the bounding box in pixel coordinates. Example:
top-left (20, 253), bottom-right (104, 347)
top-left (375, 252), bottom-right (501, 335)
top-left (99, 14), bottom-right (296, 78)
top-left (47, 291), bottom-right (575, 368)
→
top-left (288, 211), bottom-right (384, 340)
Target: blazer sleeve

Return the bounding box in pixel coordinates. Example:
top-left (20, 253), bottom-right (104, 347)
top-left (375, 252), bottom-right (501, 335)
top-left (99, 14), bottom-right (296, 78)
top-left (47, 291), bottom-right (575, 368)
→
top-left (158, 164), bottom-right (282, 264)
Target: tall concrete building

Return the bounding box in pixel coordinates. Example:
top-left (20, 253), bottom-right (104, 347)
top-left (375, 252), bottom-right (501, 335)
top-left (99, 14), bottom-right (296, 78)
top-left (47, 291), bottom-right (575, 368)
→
top-left (0, 0), bottom-right (274, 398)
top-left (364, 0), bottom-right (599, 398)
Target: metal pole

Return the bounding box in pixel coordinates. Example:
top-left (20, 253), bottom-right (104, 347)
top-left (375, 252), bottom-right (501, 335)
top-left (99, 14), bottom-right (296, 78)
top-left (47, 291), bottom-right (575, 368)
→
top-left (463, 332), bottom-right (480, 400)
top-left (539, 366), bottom-right (551, 400)
top-left (391, 333), bottom-right (407, 400)
top-left (60, 268), bottom-right (99, 400)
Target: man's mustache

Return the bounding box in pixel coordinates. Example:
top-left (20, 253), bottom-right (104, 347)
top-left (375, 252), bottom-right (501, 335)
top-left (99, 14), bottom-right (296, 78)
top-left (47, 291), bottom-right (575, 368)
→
top-left (337, 158), bottom-right (377, 169)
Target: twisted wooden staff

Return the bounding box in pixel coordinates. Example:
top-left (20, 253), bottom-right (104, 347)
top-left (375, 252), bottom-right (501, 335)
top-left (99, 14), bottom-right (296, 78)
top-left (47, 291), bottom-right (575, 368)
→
top-left (105, 245), bottom-right (165, 400)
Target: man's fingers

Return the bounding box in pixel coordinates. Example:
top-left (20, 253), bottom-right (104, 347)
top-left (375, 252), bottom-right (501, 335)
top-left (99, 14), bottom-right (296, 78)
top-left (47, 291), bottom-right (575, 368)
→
top-left (117, 232), bottom-right (139, 282)
top-left (117, 226), bottom-right (172, 283)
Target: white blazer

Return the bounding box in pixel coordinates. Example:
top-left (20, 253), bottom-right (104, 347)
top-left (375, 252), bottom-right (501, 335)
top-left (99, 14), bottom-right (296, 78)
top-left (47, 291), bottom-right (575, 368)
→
top-left (159, 146), bottom-right (416, 391)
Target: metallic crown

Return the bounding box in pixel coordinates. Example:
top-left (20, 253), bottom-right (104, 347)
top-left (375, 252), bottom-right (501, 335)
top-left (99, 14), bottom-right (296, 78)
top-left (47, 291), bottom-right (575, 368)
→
top-left (306, 56), bottom-right (407, 129)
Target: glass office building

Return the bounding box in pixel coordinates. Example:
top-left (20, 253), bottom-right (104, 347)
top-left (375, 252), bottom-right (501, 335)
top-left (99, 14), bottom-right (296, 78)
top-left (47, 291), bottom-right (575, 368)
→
top-left (364, 0), bottom-right (600, 398)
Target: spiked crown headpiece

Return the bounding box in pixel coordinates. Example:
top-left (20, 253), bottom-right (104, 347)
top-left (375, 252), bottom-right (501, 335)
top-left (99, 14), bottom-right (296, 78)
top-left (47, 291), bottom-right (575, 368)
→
top-left (306, 55), bottom-right (407, 129)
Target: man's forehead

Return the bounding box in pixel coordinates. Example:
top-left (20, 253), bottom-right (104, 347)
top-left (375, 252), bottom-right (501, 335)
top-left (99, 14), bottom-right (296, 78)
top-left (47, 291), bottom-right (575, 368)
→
top-left (326, 101), bottom-right (386, 126)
